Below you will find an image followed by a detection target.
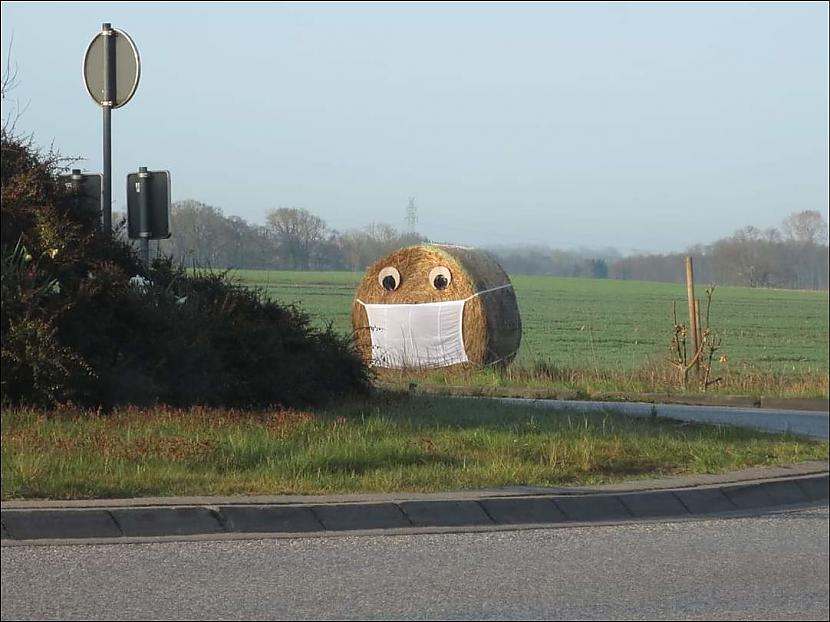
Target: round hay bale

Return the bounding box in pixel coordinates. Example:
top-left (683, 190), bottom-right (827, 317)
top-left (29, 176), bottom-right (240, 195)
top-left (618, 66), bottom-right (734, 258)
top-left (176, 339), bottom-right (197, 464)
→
top-left (352, 244), bottom-right (522, 369)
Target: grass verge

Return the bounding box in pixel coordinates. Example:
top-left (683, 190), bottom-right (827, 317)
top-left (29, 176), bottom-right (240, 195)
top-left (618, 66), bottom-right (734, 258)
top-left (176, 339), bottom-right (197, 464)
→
top-left (2, 394), bottom-right (827, 500)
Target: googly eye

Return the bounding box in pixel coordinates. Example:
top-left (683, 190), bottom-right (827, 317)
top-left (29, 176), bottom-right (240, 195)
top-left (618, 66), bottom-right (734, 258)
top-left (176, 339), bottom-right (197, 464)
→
top-left (429, 266), bottom-right (452, 290)
top-left (378, 266), bottom-right (401, 291)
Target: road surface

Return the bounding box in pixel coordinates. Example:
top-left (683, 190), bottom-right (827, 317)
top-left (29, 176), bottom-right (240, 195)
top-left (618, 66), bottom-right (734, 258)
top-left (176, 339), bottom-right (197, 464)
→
top-left (497, 397), bottom-right (830, 440)
top-left (2, 506), bottom-right (827, 620)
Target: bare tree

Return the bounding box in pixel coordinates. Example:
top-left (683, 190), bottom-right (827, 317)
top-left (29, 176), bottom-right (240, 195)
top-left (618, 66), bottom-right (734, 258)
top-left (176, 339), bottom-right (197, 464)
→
top-left (781, 210), bottom-right (829, 245)
top-left (337, 222), bottom-right (425, 271)
top-left (1, 35), bottom-right (30, 134)
top-left (265, 207), bottom-right (329, 270)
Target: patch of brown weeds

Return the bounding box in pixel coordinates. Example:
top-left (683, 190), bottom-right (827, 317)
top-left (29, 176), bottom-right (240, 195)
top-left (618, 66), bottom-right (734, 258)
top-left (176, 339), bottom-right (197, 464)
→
top-left (260, 409), bottom-right (316, 431)
top-left (3, 405), bottom-right (318, 460)
top-left (27, 404), bottom-right (318, 429)
top-left (107, 436), bottom-right (215, 461)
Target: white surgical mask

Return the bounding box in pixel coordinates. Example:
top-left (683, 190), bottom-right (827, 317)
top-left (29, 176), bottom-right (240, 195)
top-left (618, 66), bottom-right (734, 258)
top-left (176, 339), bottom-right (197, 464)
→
top-left (356, 285), bottom-right (512, 369)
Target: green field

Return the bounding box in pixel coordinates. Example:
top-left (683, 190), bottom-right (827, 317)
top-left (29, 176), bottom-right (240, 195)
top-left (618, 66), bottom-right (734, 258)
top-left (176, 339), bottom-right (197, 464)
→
top-left (233, 270), bottom-right (829, 376)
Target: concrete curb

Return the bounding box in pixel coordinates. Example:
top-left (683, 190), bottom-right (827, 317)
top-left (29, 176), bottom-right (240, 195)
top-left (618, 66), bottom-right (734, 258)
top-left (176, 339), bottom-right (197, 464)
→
top-left (3, 464), bottom-right (827, 543)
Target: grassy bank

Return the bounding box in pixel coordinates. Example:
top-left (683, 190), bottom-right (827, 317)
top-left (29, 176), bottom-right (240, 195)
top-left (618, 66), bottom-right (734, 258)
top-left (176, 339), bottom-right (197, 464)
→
top-left (3, 395), bottom-right (826, 500)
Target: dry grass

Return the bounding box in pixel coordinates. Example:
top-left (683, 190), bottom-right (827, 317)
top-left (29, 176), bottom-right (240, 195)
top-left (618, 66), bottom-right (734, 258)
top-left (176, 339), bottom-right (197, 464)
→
top-left (375, 358), bottom-right (830, 399)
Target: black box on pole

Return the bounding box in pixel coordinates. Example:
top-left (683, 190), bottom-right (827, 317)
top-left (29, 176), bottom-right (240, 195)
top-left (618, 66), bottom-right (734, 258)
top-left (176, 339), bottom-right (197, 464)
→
top-left (59, 170), bottom-right (102, 216)
top-left (126, 169), bottom-right (171, 240)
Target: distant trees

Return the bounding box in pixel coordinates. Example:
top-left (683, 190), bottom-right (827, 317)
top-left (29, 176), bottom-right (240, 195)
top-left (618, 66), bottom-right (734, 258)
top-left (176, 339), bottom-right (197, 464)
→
top-left (490, 246), bottom-right (620, 279)
top-left (338, 223), bottom-right (426, 272)
top-left (608, 252), bottom-right (707, 283)
top-left (782, 210), bottom-right (829, 245)
top-left (156, 201), bottom-right (425, 273)
top-left (265, 207), bottom-right (329, 270)
top-left (152, 202), bottom-right (828, 291)
top-left (586, 258), bottom-right (609, 279)
top-left (710, 227), bottom-right (781, 288)
top-left (157, 200), bottom-right (275, 269)
top-left (608, 212), bottom-right (828, 290)
top-left (490, 211), bottom-right (828, 290)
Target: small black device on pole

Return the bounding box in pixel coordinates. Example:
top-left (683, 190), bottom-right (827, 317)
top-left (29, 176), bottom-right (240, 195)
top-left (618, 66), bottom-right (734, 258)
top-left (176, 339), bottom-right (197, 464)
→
top-left (127, 167), bottom-right (172, 266)
top-left (59, 170), bottom-right (103, 216)
top-left (70, 169), bottom-right (83, 188)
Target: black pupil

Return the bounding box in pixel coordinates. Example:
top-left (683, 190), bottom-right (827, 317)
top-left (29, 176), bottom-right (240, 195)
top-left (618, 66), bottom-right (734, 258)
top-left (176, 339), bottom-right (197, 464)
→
top-left (434, 275), bottom-right (448, 290)
top-left (382, 275), bottom-right (397, 291)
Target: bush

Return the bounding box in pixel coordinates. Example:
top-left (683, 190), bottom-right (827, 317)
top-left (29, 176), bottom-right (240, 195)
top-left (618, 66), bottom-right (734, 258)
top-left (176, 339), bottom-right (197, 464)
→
top-left (1, 128), bottom-right (369, 408)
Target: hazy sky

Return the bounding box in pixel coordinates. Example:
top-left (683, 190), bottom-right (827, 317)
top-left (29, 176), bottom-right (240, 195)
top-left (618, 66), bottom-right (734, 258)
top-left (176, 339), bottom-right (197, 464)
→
top-left (2, 2), bottom-right (828, 253)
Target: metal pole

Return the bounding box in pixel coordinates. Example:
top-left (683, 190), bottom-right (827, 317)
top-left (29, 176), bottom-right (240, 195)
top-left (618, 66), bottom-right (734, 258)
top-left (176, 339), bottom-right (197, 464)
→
top-left (140, 238), bottom-right (150, 268)
top-left (138, 167), bottom-right (151, 267)
top-left (70, 169), bottom-right (82, 212)
top-left (102, 22), bottom-right (115, 233)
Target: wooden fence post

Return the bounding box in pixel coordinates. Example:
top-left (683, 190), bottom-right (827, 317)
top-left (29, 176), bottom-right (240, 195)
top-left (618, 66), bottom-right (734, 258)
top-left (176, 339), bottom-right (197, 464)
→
top-left (685, 256), bottom-right (699, 374)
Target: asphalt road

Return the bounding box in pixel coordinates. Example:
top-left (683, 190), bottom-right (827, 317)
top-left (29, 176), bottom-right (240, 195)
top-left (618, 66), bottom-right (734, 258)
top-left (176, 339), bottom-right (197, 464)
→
top-left (498, 398), bottom-right (830, 440)
top-left (2, 506), bottom-right (827, 621)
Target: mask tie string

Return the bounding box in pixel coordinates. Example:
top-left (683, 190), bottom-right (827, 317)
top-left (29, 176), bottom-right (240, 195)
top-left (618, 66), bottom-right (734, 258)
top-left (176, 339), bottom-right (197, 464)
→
top-left (462, 283), bottom-right (513, 302)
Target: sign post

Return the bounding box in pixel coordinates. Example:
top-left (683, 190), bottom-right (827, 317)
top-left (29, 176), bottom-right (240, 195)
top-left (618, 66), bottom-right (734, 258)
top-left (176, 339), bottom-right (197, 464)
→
top-left (83, 23), bottom-right (140, 233)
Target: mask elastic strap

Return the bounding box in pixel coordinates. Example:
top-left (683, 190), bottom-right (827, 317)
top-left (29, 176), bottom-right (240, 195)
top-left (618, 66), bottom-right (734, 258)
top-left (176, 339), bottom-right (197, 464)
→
top-left (462, 284), bottom-right (513, 302)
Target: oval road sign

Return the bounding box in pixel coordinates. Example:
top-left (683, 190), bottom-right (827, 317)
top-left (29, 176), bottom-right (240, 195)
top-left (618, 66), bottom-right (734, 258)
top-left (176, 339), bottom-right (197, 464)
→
top-left (83, 27), bottom-right (140, 108)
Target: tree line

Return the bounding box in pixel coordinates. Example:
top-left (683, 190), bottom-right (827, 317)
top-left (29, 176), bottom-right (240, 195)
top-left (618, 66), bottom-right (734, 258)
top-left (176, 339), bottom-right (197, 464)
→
top-left (489, 211), bottom-right (828, 290)
top-left (132, 202), bottom-right (828, 290)
top-left (140, 201), bottom-right (425, 272)
top-left (604, 211), bottom-right (828, 290)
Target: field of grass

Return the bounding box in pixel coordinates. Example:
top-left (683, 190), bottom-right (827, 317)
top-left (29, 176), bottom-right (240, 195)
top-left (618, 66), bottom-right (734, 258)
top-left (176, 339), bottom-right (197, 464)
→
top-left (231, 270), bottom-right (829, 396)
top-left (3, 395), bottom-right (826, 500)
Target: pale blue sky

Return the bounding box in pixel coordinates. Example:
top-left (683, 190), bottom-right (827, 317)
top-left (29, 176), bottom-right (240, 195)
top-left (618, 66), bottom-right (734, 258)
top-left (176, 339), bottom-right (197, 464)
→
top-left (2, 2), bottom-right (827, 253)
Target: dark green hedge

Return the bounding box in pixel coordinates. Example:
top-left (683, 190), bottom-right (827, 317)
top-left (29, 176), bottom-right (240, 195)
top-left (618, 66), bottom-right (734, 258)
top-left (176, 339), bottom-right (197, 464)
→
top-left (1, 129), bottom-right (369, 408)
